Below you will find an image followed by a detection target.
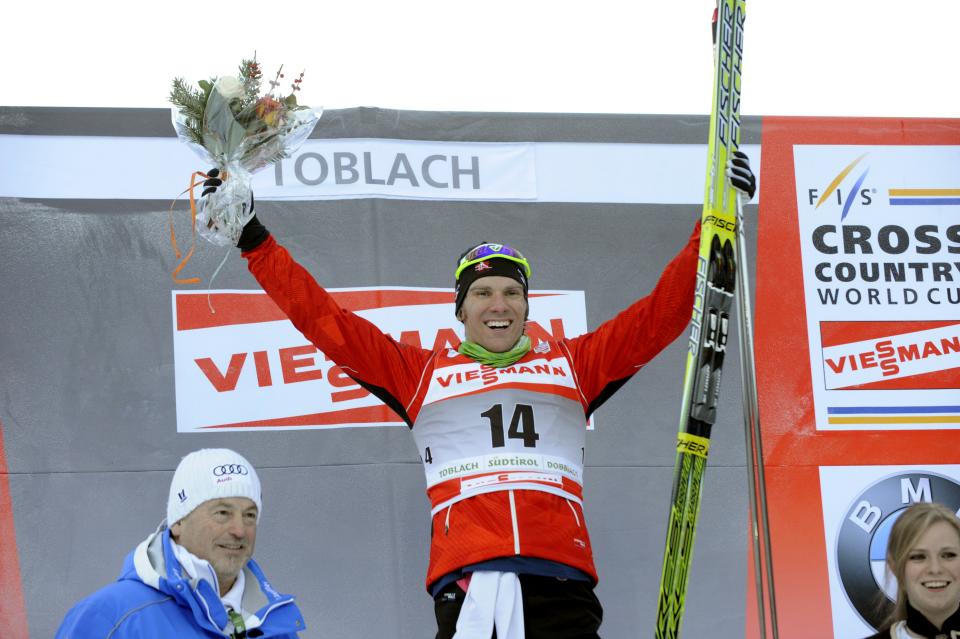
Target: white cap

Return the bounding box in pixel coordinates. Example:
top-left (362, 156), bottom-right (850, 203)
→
top-left (166, 448), bottom-right (262, 526)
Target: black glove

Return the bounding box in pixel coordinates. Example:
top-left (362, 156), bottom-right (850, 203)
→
top-left (201, 168), bottom-right (270, 251)
top-left (726, 150), bottom-right (756, 201)
top-left (200, 167), bottom-right (223, 197)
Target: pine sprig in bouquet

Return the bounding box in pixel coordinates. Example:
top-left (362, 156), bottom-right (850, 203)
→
top-left (169, 58), bottom-right (320, 260)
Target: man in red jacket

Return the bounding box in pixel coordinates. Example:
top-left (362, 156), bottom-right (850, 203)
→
top-left (203, 152), bottom-right (755, 638)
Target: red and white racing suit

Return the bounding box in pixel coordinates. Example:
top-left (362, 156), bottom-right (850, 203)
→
top-left (243, 224), bottom-right (699, 590)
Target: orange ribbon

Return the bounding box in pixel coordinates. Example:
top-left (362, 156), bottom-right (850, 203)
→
top-left (168, 170), bottom-right (229, 284)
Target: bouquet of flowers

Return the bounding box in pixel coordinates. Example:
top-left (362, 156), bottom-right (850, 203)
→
top-left (169, 58), bottom-right (320, 249)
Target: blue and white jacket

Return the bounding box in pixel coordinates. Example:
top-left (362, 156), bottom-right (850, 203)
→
top-left (56, 527), bottom-right (304, 638)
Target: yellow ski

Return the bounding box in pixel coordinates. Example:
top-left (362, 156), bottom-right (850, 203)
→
top-left (654, 1), bottom-right (746, 637)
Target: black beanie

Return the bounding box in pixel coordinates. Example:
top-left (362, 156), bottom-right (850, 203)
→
top-left (455, 258), bottom-right (529, 317)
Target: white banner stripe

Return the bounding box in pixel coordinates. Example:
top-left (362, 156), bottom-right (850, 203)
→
top-left (0, 134), bottom-right (760, 204)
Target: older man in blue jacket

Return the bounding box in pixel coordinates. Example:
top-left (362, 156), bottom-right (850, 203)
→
top-left (56, 448), bottom-right (305, 638)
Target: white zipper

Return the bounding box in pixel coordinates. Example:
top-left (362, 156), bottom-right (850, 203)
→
top-left (565, 499), bottom-right (581, 527)
top-left (444, 504), bottom-right (452, 534)
top-left (508, 490), bottom-right (520, 555)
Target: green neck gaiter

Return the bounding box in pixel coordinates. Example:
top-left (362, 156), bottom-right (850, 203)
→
top-left (458, 335), bottom-right (532, 368)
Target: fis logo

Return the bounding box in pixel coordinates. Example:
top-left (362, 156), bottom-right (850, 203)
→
top-left (835, 472), bottom-right (960, 630)
top-left (808, 154), bottom-right (874, 221)
top-left (807, 153), bottom-right (959, 219)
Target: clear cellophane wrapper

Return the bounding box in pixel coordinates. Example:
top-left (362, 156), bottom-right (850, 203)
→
top-left (172, 87), bottom-right (320, 246)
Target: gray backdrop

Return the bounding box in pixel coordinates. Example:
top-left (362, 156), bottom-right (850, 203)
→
top-left (0, 106), bottom-right (759, 638)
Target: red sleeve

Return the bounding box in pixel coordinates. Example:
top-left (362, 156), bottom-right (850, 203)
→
top-left (564, 221), bottom-right (700, 409)
top-left (242, 236), bottom-right (432, 415)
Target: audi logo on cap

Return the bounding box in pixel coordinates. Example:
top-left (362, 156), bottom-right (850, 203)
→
top-left (212, 464), bottom-right (248, 477)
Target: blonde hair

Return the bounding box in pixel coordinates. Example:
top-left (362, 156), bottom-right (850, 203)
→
top-left (882, 501), bottom-right (960, 627)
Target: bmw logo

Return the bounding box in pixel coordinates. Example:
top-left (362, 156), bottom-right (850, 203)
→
top-left (836, 471), bottom-right (960, 630)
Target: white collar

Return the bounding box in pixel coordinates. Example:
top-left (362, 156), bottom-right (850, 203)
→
top-left (221, 568), bottom-right (245, 613)
top-left (892, 620), bottom-right (925, 639)
top-left (171, 541), bottom-right (246, 613)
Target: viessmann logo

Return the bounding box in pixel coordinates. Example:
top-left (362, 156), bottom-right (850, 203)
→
top-left (172, 289), bottom-right (588, 432)
top-left (835, 472), bottom-right (960, 630)
top-left (820, 320), bottom-right (960, 391)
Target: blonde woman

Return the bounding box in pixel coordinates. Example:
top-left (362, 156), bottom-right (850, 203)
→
top-left (865, 502), bottom-right (960, 639)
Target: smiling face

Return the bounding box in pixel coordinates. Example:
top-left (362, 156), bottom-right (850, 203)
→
top-left (171, 497), bottom-right (258, 595)
top-left (458, 276), bottom-right (528, 353)
top-left (901, 520), bottom-right (960, 629)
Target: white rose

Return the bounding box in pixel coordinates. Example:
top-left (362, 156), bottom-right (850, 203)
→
top-left (214, 75), bottom-right (244, 99)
